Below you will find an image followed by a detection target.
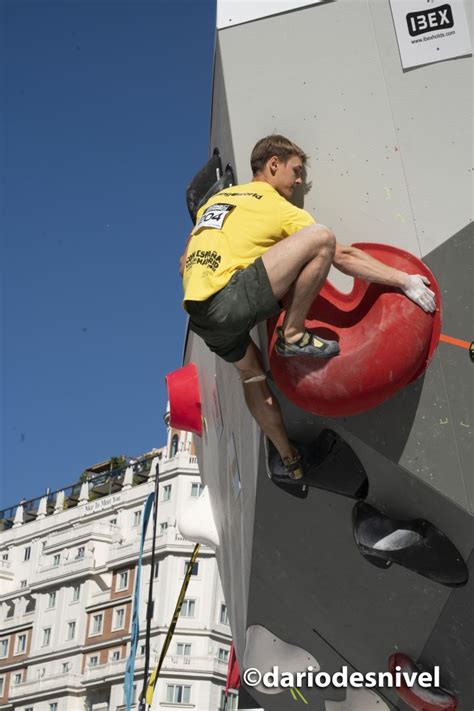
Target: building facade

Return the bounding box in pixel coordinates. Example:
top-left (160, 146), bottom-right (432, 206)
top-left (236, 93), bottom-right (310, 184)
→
top-left (0, 427), bottom-right (235, 711)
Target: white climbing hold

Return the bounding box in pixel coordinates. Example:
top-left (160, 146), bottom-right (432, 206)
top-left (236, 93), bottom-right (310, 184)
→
top-left (243, 624), bottom-right (320, 695)
top-left (177, 485), bottom-right (219, 549)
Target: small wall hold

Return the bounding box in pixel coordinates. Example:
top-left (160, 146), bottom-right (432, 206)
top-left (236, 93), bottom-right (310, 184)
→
top-left (353, 502), bottom-right (468, 587)
top-left (389, 653), bottom-right (457, 711)
top-left (243, 624), bottom-right (319, 695)
top-left (177, 485), bottom-right (219, 549)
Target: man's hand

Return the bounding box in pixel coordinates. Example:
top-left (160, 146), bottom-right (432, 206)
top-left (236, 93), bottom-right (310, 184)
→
top-left (401, 274), bottom-right (436, 313)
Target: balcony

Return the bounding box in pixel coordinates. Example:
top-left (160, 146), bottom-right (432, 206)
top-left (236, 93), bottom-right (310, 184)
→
top-left (162, 655), bottom-right (228, 676)
top-left (83, 655), bottom-right (227, 684)
top-left (44, 521), bottom-right (117, 551)
top-left (10, 672), bottom-right (83, 699)
top-left (33, 553), bottom-right (97, 586)
top-left (109, 529), bottom-right (193, 564)
top-left (83, 657), bottom-right (128, 683)
top-left (159, 453), bottom-right (199, 475)
top-left (0, 559), bottom-right (13, 581)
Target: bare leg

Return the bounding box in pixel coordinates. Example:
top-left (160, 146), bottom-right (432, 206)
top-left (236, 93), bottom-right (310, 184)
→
top-left (262, 223), bottom-right (336, 341)
top-left (233, 340), bottom-right (295, 462)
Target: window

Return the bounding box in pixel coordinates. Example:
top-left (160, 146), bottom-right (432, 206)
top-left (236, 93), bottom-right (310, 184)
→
top-left (0, 677), bottom-right (4, 695)
top-left (153, 561), bottom-right (160, 579)
top-left (110, 518), bottom-right (117, 526)
top-left (47, 591), bottom-right (56, 608)
top-left (117, 570), bottom-right (129, 591)
top-left (191, 482), bottom-right (204, 498)
top-left (218, 647), bottom-right (229, 663)
top-left (113, 608), bottom-right (125, 630)
top-left (139, 644), bottom-right (146, 656)
top-left (72, 584), bottom-right (81, 602)
top-left (122, 685), bottom-right (137, 705)
top-left (76, 546), bottom-right (85, 560)
top-left (13, 672), bottom-right (22, 685)
top-left (180, 599), bottom-right (195, 618)
top-left (42, 627), bottom-right (51, 646)
top-left (62, 662), bottom-right (70, 673)
top-left (20, 580), bottom-right (28, 589)
top-left (53, 554), bottom-right (60, 567)
top-left (133, 511), bottom-right (141, 527)
top-left (166, 684), bottom-right (191, 704)
top-left (219, 603), bottom-right (229, 625)
top-left (170, 434), bottom-right (179, 458)
top-left (91, 613), bottom-right (103, 635)
top-left (1, 552), bottom-right (8, 560)
top-left (67, 621), bottom-right (76, 640)
top-left (220, 689), bottom-right (238, 710)
top-left (0, 638), bottom-right (8, 657)
top-left (176, 642), bottom-right (191, 657)
top-left (159, 522), bottom-right (168, 535)
top-left (49, 704), bottom-right (58, 711)
top-left (88, 655), bottom-right (99, 668)
top-left (16, 633), bottom-right (26, 653)
top-left (110, 649), bottom-right (121, 662)
top-left (183, 561), bottom-right (199, 576)
top-left (162, 484), bottom-right (172, 502)
top-left (23, 547), bottom-right (31, 561)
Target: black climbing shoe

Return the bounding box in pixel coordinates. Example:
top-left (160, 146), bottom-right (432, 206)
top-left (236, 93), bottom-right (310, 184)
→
top-left (275, 327), bottom-right (340, 358)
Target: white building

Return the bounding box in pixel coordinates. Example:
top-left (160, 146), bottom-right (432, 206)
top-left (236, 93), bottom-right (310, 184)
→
top-left (0, 427), bottom-right (237, 711)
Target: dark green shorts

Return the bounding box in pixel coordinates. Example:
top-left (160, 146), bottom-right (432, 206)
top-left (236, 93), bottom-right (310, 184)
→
top-left (186, 257), bottom-right (281, 363)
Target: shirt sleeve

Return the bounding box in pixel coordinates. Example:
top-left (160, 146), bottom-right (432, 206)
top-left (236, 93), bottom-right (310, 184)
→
top-left (280, 199), bottom-right (316, 236)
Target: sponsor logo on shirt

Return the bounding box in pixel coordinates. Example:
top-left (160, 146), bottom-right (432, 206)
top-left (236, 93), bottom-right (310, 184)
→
top-left (185, 250), bottom-right (222, 272)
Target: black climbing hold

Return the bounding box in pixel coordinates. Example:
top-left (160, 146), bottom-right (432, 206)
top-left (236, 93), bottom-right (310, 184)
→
top-left (353, 502), bottom-right (468, 587)
top-left (186, 148), bottom-right (222, 222)
top-left (196, 163), bottom-right (235, 216)
top-left (267, 429), bottom-right (368, 501)
top-left (469, 341), bottom-right (473, 362)
top-left (389, 653), bottom-right (457, 711)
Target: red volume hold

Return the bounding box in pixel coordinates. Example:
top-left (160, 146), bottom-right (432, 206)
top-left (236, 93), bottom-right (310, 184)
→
top-left (166, 363), bottom-right (203, 436)
top-left (389, 653), bottom-right (457, 711)
top-left (268, 243), bottom-right (441, 417)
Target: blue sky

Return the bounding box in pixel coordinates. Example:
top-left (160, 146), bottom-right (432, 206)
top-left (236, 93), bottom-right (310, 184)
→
top-left (1, 0), bottom-right (216, 506)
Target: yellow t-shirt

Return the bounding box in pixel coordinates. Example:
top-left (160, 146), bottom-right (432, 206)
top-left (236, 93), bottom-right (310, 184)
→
top-left (182, 181), bottom-right (316, 303)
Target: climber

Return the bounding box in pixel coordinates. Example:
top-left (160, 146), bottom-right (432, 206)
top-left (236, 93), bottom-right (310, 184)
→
top-left (180, 135), bottom-right (435, 480)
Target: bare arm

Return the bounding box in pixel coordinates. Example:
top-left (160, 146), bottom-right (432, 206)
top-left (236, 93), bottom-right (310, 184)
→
top-left (333, 243), bottom-right (408, 287)
top-left (333, 243), bottom-right (436, 313)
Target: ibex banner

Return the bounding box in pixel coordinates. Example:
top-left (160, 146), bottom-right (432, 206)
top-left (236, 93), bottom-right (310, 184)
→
top-left (390, 0), bottom-right (472, 69)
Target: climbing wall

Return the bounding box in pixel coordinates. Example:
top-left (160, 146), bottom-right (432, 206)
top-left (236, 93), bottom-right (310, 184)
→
top-left (183, 0), bottom-right (472, 708)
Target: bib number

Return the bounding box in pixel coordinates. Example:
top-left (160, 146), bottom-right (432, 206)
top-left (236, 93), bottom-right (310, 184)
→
top-left (194, 203), bottom-right (235, 232)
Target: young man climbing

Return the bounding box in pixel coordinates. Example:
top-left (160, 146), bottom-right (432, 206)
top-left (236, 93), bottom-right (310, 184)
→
top-left (180, 135), bottom-right (435, 481)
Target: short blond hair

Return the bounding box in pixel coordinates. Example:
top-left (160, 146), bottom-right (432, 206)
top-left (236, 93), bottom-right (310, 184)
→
top-left (250, 134), bottom-right (308, 175)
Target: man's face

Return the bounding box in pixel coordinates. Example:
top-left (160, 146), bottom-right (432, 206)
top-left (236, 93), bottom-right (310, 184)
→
top-left (272, 155), bottom-right (304, 199)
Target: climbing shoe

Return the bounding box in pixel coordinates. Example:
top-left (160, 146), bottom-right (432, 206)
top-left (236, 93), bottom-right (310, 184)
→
top-left (281, 452), bottom-right (304, 481)
top-left (275, 327), bottom-right (340, 358)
